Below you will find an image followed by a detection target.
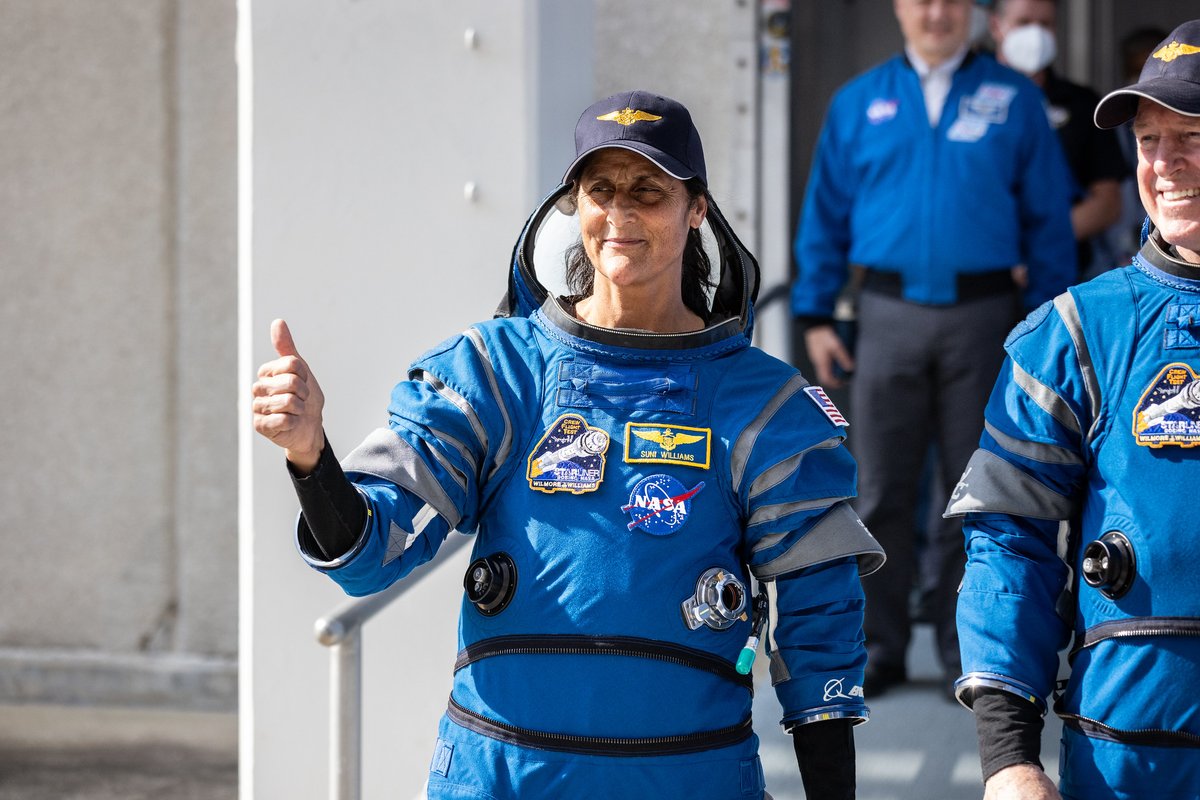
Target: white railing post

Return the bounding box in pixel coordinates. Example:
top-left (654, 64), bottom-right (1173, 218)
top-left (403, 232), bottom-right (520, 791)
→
top-left (330, 630), bottom-right (362, 800)
top-left (314, 532), bottom-right (471, 800)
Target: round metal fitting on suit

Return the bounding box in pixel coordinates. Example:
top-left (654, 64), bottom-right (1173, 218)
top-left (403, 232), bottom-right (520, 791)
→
top-left (1081, 531), bottom-right (1136, 600)
top-left (464, 552), bottom-right (517, 616)
top-left (681, 567), bottom-right (748, 631)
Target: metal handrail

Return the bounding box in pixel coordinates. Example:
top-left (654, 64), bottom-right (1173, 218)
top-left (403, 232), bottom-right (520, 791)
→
top-left (314, 532), bottom-right (472, 800)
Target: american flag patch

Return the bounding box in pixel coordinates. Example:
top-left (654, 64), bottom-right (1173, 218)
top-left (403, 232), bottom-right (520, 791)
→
top-left (803, 386), bottom-right (848, 427)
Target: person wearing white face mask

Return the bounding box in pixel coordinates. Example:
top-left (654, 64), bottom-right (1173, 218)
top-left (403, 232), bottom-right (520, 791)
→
top-left (991, 0), bottom-right (1129, 280)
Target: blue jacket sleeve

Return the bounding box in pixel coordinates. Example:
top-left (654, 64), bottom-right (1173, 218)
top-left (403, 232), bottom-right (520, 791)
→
top-left (792, 89), bottom-right (858, 320)
top-left (769, 557), bottom-right (869, 727)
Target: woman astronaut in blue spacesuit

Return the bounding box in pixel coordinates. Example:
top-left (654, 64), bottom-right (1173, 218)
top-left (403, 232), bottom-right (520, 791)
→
top-left (253, 90), bottom-right (884, 799)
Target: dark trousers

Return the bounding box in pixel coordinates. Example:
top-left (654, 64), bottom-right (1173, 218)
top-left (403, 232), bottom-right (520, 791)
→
top-left (850, 289), bottom-right (1015, 674)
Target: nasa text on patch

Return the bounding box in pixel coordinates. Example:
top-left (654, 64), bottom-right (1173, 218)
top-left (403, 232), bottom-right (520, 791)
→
top-left (621, 474), bottom-right (705, 536)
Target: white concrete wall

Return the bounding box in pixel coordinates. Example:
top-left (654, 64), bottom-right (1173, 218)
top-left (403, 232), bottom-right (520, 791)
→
top-left (240, 2), bottom-right (591, 796)
top-left (0, 0), bottom-right (237, 708)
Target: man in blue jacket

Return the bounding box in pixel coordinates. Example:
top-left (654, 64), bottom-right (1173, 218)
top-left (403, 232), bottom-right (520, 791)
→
top-left (792, 0), bottom-right (1076, 697)
top-left (948, 19), bottom-right (1200, 799)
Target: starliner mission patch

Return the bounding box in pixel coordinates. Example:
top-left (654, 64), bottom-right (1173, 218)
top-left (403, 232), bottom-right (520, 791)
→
top-left (528, 414), bottom-right (611, 493)
top-left (1133, 363), bottom-right (1200, 447)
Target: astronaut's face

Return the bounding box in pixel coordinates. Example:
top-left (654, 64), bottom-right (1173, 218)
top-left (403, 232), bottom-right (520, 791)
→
top-left (1134, 100), bottom-right (1200, 264)
top-left (574, 150), bottom-right (706, 304)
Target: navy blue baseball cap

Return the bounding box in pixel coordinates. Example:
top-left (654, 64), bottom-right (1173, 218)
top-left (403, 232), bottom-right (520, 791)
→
top-left (1095, 20), bottom-right (1200, 129)
top-left (562, 90), bottom-right (707, 186)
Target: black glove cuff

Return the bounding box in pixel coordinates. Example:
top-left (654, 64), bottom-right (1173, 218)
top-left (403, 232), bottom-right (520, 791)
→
top-left (288, 438), bottom-right (368, 561)
top-left (791, 717), bottom-right (855, 800)
top-left (973, 690), bottom-right (1045, 782)
top-left (796, 316), bottom-right (836, 335)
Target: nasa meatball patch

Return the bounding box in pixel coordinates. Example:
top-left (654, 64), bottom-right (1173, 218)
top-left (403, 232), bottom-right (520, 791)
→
top-left (621, 474), bottom-right (706, 535)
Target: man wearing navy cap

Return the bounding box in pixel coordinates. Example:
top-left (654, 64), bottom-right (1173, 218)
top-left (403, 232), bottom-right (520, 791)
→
top-left (947, 19), bottom-right (1200, 799)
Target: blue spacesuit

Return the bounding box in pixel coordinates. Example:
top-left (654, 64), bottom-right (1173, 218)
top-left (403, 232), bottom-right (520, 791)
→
top-left (296, 185), bottom-right (884, 798)
top-left (948, 229), bottom-right (1200, 798)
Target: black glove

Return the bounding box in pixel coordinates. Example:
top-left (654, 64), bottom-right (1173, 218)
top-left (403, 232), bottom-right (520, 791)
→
top-left (972, 689), bottom-right (1044, 782)
top-left (289, 438), bottom-right (367, 561)
top-left (791, 717), bottom-right (856, 799)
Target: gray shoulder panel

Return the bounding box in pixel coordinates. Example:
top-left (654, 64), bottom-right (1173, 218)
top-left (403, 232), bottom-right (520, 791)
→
top-left (944, 448), bottom-right (1075, 521)
top-left (341, 427), bottom-right (463, 529)
top-left (463, 327), bottom-right (513, 479)
top-left (1011, 362), bottom-right (1081, 437)
top-left (730, 374), bottom-right (808, 493)
top-left (1052, 292), bottom-right (1101, 429)
top-left (984, 421), bottom-right (1083, 467)
top-left (748, 495), bottom-right (852, 528)
top-left (747, 437), bottom-right (841, 500)
top-left (750, 501), bottom-right (885, 580)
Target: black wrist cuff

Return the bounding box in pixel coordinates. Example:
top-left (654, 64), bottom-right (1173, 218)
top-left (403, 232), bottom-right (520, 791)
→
top-left (289, 438), bottom-right (368, 562)
top-left (973, 690), bottom-right (1045, 782)
top-left (791, 717), bottom-right (855, 800)
top-left (796, 316), bottom-right (835, 334)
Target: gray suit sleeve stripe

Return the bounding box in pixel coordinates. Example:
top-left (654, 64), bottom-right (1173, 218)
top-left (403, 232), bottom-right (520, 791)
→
top-left (750, 502), bottom-right (885, 579)
top-left (943, 448), bottom-right (1075, 521)
top-left (751, 531), bottom-right (789, 553)
top-left (341, 427), bottom-right (463, 528)
top-left (416, 369), bottom-right (489, 455)
top-left (421, 434), bottom-right (469, 494)
top-left (1052, 293), bottom-right (1101, 430)
top-left (984, 421), bottom-right (1083, 466)
top-left (463, 327), bottom-right (513, 479)
top-left (731, 374), bottom-right (808, 493)
top-left (1012, 362), bottom-right (1081, 436)
top-left (747, 437), bottom-right (841, 500)
top-left (427, 425), bottom-right (478, 484)
top-left (748, 495), bottom-right (852, 528)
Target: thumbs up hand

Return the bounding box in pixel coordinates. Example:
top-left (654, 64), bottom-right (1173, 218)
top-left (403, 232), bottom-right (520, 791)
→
top-left (252, 319), bottom-right (326, 473)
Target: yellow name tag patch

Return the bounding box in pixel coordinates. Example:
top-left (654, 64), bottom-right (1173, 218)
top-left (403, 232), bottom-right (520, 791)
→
top-left (624, 423), bottom-right (711, 469)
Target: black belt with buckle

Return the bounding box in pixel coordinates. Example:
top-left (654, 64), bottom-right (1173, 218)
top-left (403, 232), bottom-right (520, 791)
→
top-left (862, 268), bottom-right (1016, 302)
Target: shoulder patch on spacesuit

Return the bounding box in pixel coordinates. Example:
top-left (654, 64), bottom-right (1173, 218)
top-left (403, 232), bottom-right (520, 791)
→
top-left (527, 414), bottom-right (610, 494)
top-left (802, 386), bottom-right (848, 427)
top-left (624, 423), bottom-right (711, 469)
top-left (1004, 298), bottom-right (1056, 349)
top-left (1132, 363), bottom-right (1200, 448)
